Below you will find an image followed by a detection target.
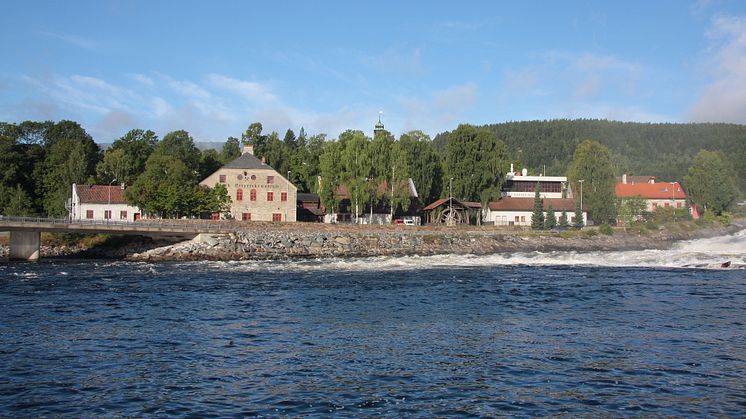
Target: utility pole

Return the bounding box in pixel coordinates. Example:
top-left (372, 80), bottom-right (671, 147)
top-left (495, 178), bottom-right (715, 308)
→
top-left (286, 170), bottom-right (291, 222)
top-left (449, 177), bottom-right (454, 226)
top-left (578, 179), bottom-right (584, 226)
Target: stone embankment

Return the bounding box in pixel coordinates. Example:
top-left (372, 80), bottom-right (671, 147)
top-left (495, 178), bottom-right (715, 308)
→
top-left (126, 223), bottom-right (740, 262)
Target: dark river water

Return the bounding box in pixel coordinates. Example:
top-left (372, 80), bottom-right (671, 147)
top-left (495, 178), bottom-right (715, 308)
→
top-left (2, 244), bottom-right (746, 416)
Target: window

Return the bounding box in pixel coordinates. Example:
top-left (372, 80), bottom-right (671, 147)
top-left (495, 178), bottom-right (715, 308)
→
top-left (664, 202), bottom-right (670, 208)
top-left (267, 191), bottom-right (274, 201)
top-left (250, 189), bottom-right (257, 201)
top-left (521, 216), bottom-right (526, 223)
top-left (236, 188), bottom-right (243, 201)
top-left (281, 192), bottom-right (287, 202)
top-left (272, 213), bottom-right (282, 222)
top-left (515, 216), bottom-right (520, 223)
top-left (677, 202), bottom-right (682, 208)
top-left (242, 212), bottom-right (251, 221)
top-left (104, 210), bottom-right (112, 220)
top-left (86, 210), bottom-right (94, 219)
top-left (267, 176), bottom-right (274, 184)
top-left (211, 212), bottom-right (220, 220)
top-left (219, 174), bottom-right (226, 183)
top-left (120, 211), bottom-right (127, 220)
top-left (652, 203), bottom-right (658, 210)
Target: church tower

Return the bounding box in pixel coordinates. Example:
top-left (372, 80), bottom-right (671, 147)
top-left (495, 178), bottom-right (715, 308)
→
top-left (374, 111), bottom-right (385, 136)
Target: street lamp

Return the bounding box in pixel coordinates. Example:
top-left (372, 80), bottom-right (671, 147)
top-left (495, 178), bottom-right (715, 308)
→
top-left (286, 170), bottom-right (291, 222)
top-left (670, 182), bottom-right (676, 222)
top-left (578, 179), bottom-right (584, 226)
top-left (108, 178), bottom-right (117, 221)
top-left (449, 177), bottom-right (454, 226)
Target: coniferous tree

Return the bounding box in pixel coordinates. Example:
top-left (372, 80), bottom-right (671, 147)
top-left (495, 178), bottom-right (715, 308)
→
top-left (531, 183), bottom-right (545, 230)
top-left (544, 202), bottom-right (556, 230)
top-left (559, 211), bottom-right (570, 228)
top-left (574, 198), bottom-right (584, 229)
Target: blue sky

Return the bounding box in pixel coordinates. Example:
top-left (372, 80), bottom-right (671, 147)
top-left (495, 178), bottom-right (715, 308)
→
top-left (2, 0), bottom-right (746, 143)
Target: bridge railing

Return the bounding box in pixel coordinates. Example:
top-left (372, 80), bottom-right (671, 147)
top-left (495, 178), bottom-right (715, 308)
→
top-left (0, 215), bottom-right (234, 232)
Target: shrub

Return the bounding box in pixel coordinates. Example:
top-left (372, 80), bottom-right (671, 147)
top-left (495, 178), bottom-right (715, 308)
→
top-left (599, 224), bottom-right (614, 235)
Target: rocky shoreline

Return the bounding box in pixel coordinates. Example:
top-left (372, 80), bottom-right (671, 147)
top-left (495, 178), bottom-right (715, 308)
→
top-left (126, 223), bottom-right (742, 262)
top-left (1, 223), bottom-right (740, 262)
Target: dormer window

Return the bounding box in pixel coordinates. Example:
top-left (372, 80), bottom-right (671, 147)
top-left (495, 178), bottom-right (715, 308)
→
top-left (267, 176), bottom-right (274, 184)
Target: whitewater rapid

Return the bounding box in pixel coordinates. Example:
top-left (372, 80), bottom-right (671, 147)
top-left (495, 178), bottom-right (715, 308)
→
top-left (157, 229), bottom-right (746, 273)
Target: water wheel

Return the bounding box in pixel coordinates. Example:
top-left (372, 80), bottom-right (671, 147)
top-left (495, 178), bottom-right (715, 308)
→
top-left (439, 207), bottom-right (463, 225)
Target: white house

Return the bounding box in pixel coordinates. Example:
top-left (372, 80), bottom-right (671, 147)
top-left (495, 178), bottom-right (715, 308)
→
top-left (485, 197), bottom-right (586, 227)
top-left (501, 165), bottom-right (570, 199)
top-left (485, 166), bottom-right (585, 226)
top-left (69, 183), bottom-right (142, 221)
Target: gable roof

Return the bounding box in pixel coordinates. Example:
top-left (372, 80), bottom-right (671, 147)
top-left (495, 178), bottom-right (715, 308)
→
top-left (222, 152), bottom-right (273, 170)
top-left (76, 185), bottom-right (128, 204)
top-left (423, 197), bottom-right (481, 211)
top-left (488, 198), bottom-right (579, 212)
top-left (616, 181), bottom-right (686, 199)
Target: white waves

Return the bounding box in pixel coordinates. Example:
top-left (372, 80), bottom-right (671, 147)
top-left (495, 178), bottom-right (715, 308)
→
top-left (184, 230), bottom-right (746, 273)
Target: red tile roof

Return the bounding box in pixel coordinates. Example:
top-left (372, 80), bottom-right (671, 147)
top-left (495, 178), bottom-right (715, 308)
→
top-left (615, 181), bottom-right (686, 199)
top-left (77, 185), bottom-right (128, 204)
top-left (488, 198), bottom-right (578, 211)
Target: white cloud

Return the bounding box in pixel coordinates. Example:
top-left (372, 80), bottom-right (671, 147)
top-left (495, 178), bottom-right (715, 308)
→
top-left (40, 31), bottom-right (100, 50)
top-left (127, 73), bottom-right (154, 86)
top-left (398, 82), bottom-right (478, 134)
top-left (688, 15), bottom-right (746, 123)
top-left (207, 74), bottom-right (277, 104)
top-left (363, 47), bottom-right (426, 76)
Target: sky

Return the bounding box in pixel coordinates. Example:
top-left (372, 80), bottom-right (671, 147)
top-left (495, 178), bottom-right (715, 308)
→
top-left (2, 0), bottom-right (746, 144)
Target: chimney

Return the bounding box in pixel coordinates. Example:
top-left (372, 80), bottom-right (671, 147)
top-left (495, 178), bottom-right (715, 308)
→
top-left (261, 156), bottom-right (266, 164)
top-left (522, 168), bottom-right (528, 176)
top-left (510, 163), bottom-right (514, 174)
top-left (622, 174), bottom-right (627, 184)
top-left (243, 144), bottom-right (254, 155)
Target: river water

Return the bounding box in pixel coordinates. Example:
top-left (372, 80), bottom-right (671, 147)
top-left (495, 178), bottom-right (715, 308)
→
top-left (1, 231), bottom-right (745, 416)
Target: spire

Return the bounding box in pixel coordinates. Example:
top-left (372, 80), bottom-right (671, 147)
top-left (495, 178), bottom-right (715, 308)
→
top-left (374, 111), bottom-right (385, 135)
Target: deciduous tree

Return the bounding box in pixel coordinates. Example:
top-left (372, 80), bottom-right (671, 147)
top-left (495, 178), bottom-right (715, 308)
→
top-left (683, 150), bottom-right (738, 215)
top-left (567, 140), bottom-right (617, 224)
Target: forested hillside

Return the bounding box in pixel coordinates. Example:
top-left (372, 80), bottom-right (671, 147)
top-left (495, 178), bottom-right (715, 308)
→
top-left (436, 120), bottom-right (746, 192)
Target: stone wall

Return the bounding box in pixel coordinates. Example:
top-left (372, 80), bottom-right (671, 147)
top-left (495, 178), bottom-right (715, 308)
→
top-left (126, 226), bottom-right (737, 262)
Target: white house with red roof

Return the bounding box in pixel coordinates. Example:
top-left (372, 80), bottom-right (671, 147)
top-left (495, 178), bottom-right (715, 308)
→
top-left (485, 197), bottom-right (586, 227)
top-left (615, 174), bottom-right (691, 215)
top-left (69, 183), bottom-right (143, 221)
top-left (482, 166), bottom-right (585, 226)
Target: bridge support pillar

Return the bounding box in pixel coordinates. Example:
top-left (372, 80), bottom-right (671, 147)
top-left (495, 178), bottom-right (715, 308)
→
top-left (9, 231), bottom-right (41, 261)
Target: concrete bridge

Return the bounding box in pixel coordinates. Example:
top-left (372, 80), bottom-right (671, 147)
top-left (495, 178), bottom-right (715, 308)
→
top-left (0, 216), bottom-right (234, 261)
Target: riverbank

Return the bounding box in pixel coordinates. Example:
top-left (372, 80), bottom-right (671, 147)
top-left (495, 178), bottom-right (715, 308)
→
top-left (125, 222), bottom-right (742, 262)
top-left (1, 222), bottom-right (741, 262)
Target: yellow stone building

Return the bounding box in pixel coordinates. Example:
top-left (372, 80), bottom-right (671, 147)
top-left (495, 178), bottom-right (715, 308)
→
top-left (200, 145), bottom-right (297, 222)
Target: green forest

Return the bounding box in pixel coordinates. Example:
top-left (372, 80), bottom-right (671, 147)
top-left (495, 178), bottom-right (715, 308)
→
top-left (451, 119), bottom-right (746, 193)
top-left (1, 119), bottom-right (744, 220)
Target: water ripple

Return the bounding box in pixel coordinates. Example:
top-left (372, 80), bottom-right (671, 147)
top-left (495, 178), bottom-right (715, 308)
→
top-left (1, 260), bottom-right (745, 416)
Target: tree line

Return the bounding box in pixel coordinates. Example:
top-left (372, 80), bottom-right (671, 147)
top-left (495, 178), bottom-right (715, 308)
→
top-left (1, 118), bottom-right (742, 222)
